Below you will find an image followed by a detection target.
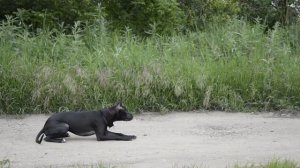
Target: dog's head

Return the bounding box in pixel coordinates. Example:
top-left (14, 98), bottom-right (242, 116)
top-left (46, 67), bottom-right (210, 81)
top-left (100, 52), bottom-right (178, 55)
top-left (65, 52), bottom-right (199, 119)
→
top-left (110, 102), bottom-right (133, 122)
top-left (115, 102), bottom-right (133, 121)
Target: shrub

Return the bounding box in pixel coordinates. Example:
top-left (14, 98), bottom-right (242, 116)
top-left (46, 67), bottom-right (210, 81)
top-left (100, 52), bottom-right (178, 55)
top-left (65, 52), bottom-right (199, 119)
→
top-left (0, 0), bottom-right (100, 30)
top-left (239, 0), bottom-right (300, 27)
top-left (178, 0), bottom-right (240, 30)
top-left (102, 0), bottom-right (185, 35)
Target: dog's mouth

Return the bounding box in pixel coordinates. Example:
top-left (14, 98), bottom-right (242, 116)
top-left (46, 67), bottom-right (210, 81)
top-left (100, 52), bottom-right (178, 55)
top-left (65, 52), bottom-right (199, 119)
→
top-left (124, 115), bottom-right (133, 121)
top-left (124, 117), bottom-right (133, 121)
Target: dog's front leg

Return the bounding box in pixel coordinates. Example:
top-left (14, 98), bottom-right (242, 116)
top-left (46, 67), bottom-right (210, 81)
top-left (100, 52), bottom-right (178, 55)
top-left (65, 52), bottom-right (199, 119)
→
top-left (95, 128), bottom-right (135, 141)
top-left (106, 130), bottom-right (125, 136)
top-left (107, 131), bottom-right (136, 140)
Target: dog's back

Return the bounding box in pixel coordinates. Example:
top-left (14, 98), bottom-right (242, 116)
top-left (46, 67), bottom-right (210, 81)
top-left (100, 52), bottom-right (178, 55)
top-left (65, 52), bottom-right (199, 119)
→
top-left (45, 111), bottom-right (104, 135)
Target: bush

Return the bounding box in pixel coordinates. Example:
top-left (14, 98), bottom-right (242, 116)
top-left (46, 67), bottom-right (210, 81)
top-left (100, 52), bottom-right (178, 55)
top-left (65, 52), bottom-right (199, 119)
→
top-left (102, 0), bottom-right (185, 35)
top-left (178, 0), bottom-right (240, 30)
top-left (239, 0), bottom-right (300, 27)
top-left (239, 0), bottom-right (279, 27)
top-left (0, 0), bottom-right (100, 30)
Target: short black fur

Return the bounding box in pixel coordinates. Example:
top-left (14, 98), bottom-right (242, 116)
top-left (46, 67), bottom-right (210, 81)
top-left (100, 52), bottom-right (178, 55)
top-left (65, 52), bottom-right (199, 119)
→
top-left (35, 102), bottom-right (136, 144)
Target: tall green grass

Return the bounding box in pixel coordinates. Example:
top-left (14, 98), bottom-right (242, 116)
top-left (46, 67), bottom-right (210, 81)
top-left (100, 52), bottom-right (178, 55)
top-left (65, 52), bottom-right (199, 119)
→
top-left (0, 17), bottom-right (300, 114)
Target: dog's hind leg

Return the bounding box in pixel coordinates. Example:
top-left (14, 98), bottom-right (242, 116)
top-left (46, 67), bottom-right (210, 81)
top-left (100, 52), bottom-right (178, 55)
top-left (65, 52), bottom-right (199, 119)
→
top-left (44, 137), bottom-right (66, 143)
top-left (44, 123), bottom-right (69, 143)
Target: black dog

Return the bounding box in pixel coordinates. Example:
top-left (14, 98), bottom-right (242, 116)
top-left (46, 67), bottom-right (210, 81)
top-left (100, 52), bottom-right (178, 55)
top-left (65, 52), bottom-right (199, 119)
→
top-left (35, 102), bottom-right (136, 144)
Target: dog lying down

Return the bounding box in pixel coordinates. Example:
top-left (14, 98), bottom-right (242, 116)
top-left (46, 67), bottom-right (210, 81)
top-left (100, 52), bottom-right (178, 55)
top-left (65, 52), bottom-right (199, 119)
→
top-left (35, 102), bottom-right (136, 144)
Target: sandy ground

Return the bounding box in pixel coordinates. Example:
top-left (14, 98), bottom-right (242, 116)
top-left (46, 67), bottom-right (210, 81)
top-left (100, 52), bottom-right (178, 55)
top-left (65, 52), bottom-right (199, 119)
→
top-left (0, 112), bottom-right (300, 168)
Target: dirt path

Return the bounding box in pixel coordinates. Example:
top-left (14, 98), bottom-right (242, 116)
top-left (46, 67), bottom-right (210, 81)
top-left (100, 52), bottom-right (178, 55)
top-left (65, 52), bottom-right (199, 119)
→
top-left (0, 112), bottom-right (300, 168)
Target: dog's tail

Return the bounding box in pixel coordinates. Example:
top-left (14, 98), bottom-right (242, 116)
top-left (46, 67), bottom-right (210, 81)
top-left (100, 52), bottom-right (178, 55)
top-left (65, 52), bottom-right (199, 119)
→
top-left (35, 128), bottom-right (45, 144)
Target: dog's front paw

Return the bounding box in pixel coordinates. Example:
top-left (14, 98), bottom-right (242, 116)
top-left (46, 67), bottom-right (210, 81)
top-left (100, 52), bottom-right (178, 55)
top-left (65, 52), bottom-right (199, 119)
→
top-left (129, 135), bottom-right (137, 140)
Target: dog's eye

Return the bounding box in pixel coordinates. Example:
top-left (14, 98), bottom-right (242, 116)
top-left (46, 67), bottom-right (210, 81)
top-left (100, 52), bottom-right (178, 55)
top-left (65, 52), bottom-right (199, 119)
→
top-left (119, 110), bottom-right (126, 114)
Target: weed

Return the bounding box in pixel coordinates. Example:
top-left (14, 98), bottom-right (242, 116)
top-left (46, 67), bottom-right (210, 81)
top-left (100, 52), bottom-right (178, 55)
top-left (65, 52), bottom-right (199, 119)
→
top-left (233, 159), bottom-right (298, 168)
top-left (0, 159), bottom-right (10, 168)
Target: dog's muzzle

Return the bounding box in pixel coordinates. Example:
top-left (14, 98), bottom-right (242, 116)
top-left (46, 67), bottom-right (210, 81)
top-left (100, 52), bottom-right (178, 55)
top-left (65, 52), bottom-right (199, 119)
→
top-left (125, 114), bottom-right (133, 121)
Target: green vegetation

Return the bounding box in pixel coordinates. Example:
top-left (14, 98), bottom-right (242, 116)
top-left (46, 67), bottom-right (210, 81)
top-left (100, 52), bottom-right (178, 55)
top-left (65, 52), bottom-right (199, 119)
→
top-left (1, 0), bottom-right (299, 35)
top-left (102, 0), bottom-right (185, 35)
top-left (0, 0), bottom-right (299, 115)
top-left (177, 159), bottom-right (298, 168)
top-left (0, 159), bottom-right (10, 168)
top-left (0, 16), bottom-right (299, 114)
top-left (0, 159), bottom-right (297, 168)
top-left (69, 163), bottom-right (112, 168)
top-left (0, 0), bottom-right (101, 30)
top-left (233, 159), bottom-right (298, 168)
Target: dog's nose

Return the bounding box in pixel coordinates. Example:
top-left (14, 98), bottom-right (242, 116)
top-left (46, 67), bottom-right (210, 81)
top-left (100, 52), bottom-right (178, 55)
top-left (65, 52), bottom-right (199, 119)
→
top-left (127, 113), bottom-right (133, 120)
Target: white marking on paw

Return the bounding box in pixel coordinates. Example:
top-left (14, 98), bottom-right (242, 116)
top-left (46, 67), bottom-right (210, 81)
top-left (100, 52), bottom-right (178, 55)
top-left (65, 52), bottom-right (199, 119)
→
top-left (62, 138), bottom-right (66, 143)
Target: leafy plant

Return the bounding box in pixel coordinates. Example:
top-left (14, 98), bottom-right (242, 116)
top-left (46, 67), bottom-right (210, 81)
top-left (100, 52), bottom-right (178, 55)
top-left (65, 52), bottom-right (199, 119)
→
top-left (0, 0), bottom-right (101, 30)
top-left (102, 0), bottom-right (185, 35)
top-left (178, 0), bottom-right (240, 30)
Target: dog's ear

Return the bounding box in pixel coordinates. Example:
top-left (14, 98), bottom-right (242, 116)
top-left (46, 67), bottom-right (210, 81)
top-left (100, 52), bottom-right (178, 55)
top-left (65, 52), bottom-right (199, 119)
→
top-left (115, 101), bottom-right (123, 111)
